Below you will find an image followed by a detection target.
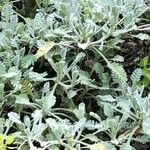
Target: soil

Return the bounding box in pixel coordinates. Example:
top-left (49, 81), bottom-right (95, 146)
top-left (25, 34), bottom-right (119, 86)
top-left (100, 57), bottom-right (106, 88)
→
top-left (121, 34), bottom-right (150, 74)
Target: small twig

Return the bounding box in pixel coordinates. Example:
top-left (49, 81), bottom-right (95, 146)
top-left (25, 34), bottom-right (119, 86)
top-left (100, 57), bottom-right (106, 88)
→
top-left (117, 125), bottom-right (140, 144)
top-left (51, 82), bottom-right (58, 95)
top-left (35, 0), bottom-right (42, 9)
top-left (53, 108), bottom-right (74, 113)
top-left (72, 127), bottom-right (84, 146)
top-left (11, 0), bottom-right (21, 3)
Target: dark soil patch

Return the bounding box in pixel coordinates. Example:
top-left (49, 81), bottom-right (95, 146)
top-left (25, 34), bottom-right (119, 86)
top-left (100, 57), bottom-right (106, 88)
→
top-left (120, 34), bottom-right (150, 74)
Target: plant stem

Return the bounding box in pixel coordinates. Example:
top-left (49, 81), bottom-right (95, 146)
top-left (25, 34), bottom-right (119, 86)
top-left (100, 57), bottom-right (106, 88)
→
top-left (72, 127), bottom-right (84, 147)
top-left (35, 0), bottom-right (42, 9)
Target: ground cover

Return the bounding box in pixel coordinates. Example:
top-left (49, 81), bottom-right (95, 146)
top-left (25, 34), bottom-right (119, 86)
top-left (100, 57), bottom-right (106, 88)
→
top-left (0, 0), bottom-right (150, 149)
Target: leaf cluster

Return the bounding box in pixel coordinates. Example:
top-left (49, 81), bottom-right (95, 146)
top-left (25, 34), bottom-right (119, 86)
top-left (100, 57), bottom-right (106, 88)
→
top-left (0, 0), bottom-right (149, 150)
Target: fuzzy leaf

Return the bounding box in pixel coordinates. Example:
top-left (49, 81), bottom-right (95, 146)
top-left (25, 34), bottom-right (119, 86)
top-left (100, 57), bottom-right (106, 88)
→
top-left (67, 90), bottom-right (77, 99)
top-left (8, 112), bottom-right (22, 124)
top-left (74, 103), bottom-right (85, 119)
top-left (15, 94), bottom-right (30, 105)
top-left (108, 62), bottom-right (127, 83)
top-left (35, 41), bottom-right (56, 58)
top-left (142, 118), bottom-right (150, 136)
top-left (42, 93), bottom-right (56, 111)
top-left (89, 142), bottom-right (105, 150)
top-left (131, 68), bottom-right (142, 85)
top-left (84, 134), bottom-right (99, 142)
top-left (134, 33), bottom-right (150, 41)
top-left (110, 55), bottom-right (124, 62)
top-left (28, 71), bottom-right (48, 82)
top-left (97, 95), bottom-right (116, 102)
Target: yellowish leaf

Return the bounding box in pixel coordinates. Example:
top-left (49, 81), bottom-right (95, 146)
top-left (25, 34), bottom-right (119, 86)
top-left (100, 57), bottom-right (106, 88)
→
top-left (0, 134), bottom-right (14, 149)
top-left (35, 41), bottom-right (56, 58)
top-left (0, 145), bottom-right (6, 150)
top-left (0, 134), bottom-right (5, 145)
top-left (6, 135), bottom-right (14, 145)
top-left (90, 142), bottom-right (105, 150)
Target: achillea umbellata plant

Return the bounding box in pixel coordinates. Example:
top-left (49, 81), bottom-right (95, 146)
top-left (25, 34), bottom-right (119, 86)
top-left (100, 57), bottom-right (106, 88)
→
top-left (0, 0), bottom-right (149, 149)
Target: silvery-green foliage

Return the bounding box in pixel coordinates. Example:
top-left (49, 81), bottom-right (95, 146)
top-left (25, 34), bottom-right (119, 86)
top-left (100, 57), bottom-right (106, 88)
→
top-left (131, 68), bottom-right (143, 86)
top-left (0, 0), bottom-right (149, 149)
